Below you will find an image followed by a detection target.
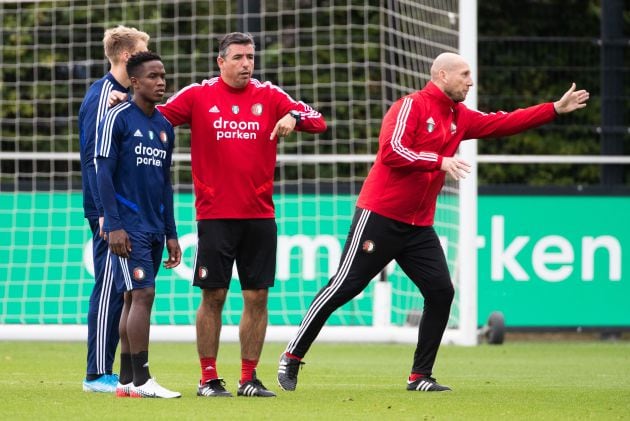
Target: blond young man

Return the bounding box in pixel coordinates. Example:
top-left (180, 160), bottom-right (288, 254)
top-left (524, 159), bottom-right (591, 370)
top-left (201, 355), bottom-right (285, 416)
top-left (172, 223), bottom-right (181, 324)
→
top-left (78, 25), bottom-right (149, 393)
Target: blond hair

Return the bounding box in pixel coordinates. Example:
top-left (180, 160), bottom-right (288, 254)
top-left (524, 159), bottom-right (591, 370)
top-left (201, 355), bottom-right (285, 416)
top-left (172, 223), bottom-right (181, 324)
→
top-left (103, 25), bottom-right (150, 64)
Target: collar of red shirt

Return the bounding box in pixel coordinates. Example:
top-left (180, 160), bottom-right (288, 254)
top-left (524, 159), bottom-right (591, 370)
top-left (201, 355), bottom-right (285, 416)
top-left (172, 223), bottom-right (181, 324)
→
top-left (423, 81), bottom-right (457, 109)
top-left (218, 75), bottom-right (251, 93)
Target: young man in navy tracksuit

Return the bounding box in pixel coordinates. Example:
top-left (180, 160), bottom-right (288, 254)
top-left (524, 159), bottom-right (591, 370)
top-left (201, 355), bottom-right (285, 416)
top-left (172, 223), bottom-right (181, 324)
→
top-left (96, 51), bottom-right (181, 398)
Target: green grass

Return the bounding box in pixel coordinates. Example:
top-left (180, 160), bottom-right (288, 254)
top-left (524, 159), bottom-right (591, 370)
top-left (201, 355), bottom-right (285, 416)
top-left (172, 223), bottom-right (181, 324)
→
top-left (1, 341), bottom-right (629, 420)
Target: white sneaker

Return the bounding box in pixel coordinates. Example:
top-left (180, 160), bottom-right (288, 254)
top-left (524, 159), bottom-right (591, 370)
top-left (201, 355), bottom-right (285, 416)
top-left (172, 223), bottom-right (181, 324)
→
top-left (129, 378), bottom-right (181, 399)
top-left (116, 382), bottom-right (133, 397)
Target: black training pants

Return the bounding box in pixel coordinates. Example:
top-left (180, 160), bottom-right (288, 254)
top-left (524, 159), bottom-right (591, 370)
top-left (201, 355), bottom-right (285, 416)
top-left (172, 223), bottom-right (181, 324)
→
top-left (285, 207), bottom-right (454, 376)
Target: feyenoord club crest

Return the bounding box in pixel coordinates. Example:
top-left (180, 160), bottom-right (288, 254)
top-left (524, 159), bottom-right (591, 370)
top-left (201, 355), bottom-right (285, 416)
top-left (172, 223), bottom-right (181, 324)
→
top-left (232, 105), bottom-right (239, 114)
top-left (133, 267), bottom-right (146, 281)
top-left (251, 103), bottom-right (263, 116)
top-left (362, 240), bottom-right (375, 253)
top-left (426, 117), bottom-right (435, 133)
top-left (159, 131), bottom-right (168, 145)
top-left (198, 266), bottom-right (208, 280)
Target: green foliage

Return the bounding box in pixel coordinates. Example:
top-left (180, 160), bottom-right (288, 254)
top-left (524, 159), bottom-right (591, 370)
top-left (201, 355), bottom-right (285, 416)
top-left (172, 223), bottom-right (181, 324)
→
top-left (479, 0), bottom-right (601, 36)
top-left (1, 1), bottom-right (627, 187)
top-left (477, 0), bottom-right (629, 185)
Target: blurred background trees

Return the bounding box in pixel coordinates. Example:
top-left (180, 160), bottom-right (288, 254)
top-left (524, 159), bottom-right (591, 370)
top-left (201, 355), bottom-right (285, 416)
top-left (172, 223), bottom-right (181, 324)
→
top-left (1, 0), bottom-right (627, 189)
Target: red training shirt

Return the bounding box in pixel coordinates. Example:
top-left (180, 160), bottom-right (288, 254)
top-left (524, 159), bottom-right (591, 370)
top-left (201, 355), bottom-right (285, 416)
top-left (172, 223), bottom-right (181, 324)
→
top-left (158, 76), bottom-right (327, 220)
top-left (357, 81), bottom-right (557, 226)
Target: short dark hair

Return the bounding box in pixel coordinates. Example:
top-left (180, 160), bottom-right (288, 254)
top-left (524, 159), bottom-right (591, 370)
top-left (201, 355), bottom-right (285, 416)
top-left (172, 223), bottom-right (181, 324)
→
top-left (218, 32), bottom-right (255, 58)
top-left (127, 51), bottom-right (162, 78)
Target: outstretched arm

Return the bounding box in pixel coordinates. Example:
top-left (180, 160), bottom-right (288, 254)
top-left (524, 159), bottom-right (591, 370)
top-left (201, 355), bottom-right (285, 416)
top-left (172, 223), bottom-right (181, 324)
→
top-left (462, 85), bottom-right (588, 140)
top-left (553, 83), bottom-right (590, 114)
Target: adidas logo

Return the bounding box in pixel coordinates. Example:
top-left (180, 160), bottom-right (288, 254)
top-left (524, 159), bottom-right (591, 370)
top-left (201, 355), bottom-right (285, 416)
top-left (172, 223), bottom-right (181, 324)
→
top-left (208, 105), bottom-right (220, 113)
top-left (239, 384), bottom-right (258, 396)
top-left (133, 129), bottom-right (143, 137)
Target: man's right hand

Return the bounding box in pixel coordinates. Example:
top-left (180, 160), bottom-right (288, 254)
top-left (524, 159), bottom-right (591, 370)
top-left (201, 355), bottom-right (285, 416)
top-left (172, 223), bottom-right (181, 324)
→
top-left (108, 229), bottom-right (132, 258)
top-left (108, 91), bottom-right (128, 107)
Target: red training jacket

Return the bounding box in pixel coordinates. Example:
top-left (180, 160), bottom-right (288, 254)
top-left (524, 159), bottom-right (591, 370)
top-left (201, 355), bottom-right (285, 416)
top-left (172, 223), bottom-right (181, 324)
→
top-left (357, 81), bottom-right (556, 226)
top-left (158, 77), bottom-right (327, 219)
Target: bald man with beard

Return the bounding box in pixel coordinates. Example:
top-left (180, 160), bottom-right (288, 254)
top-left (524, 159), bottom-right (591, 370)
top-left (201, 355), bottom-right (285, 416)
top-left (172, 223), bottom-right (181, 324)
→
top-left (277, 52), bottom-right (589, 393)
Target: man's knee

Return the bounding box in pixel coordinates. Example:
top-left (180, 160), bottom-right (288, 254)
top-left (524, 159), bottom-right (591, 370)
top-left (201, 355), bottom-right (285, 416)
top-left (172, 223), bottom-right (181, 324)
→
top-left (425, 284), bottom-right (455, 307)
top-left (131, 287), bottom-right (155, 306)
top-left (201, 288), bottom-right (227, 310)
top-left (243, 288), bottom-right (268, 310)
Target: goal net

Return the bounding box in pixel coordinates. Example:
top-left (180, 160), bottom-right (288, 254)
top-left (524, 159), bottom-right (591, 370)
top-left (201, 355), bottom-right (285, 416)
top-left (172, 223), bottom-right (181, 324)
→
top-left (0, 0), bottom-right (476, 344)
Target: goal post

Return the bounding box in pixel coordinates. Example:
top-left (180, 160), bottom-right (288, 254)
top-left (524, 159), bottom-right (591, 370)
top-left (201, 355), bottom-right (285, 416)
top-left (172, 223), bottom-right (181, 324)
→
top-left (457, 0), bottom-right (479, 346)
top-left (0, 1), bottom-right (477, 344)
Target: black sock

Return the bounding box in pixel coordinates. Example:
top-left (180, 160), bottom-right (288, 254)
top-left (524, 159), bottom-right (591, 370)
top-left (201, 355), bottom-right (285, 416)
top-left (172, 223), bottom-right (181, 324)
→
top-left (131, 351), bottom-right (151, 386)
top-left (85, 373), bottom-right (103, 381)
top-left (119, 353), bottom-right (133, 385)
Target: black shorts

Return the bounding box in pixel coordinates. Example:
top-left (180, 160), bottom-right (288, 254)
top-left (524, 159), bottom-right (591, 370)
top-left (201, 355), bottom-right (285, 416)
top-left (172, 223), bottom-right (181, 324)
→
top-left (192, 219), bottom-right (277, 290)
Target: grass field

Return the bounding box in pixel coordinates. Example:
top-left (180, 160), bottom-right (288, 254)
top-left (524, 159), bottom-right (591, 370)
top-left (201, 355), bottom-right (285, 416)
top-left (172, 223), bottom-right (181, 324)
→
top-left (1, 340), bottom-right (629, 420)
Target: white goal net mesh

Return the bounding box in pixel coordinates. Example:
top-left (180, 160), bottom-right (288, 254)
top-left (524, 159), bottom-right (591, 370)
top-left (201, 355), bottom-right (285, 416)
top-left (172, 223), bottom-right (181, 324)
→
top-left (0, 0), bottom-right (468, 342)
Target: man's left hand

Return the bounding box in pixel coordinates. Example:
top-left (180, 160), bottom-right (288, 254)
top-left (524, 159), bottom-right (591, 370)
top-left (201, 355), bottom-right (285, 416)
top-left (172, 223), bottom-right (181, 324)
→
top-left (163, 238), bottom-right (181, 269)
top-left (554, 83), bottom-right (589, 114)
top-left (98, 216), bottom-right (107, 241)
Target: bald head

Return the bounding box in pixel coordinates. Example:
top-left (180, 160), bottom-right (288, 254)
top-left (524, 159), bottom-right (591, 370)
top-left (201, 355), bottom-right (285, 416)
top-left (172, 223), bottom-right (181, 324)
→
top-left (430, 52), bottom-right (473, 102)
top-left (430, 53), bottom-right (466, 80)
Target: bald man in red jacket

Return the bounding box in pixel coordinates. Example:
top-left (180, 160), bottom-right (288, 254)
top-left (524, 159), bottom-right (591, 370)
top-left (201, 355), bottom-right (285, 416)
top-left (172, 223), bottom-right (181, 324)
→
top-left (278, 52), bottom-right (589, 393)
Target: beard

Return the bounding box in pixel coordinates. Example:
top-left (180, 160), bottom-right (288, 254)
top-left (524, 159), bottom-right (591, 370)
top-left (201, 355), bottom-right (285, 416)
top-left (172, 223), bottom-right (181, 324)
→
top-left (444, 87), bottom-right (466, 103)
